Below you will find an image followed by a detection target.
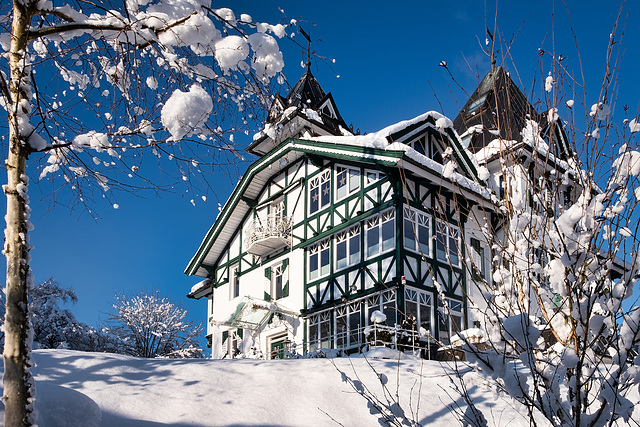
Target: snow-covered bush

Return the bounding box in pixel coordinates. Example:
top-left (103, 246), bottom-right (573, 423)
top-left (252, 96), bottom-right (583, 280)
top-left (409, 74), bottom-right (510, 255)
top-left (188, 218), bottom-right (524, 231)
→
top-left (106, 292), bottom-right (203, 359)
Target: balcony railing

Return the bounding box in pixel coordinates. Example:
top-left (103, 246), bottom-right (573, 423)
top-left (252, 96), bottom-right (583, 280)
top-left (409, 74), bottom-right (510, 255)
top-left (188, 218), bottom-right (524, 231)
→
top-left (307, 324), bottom-right (435, 359)
top-left (244, 214), bottom-right (292, 257)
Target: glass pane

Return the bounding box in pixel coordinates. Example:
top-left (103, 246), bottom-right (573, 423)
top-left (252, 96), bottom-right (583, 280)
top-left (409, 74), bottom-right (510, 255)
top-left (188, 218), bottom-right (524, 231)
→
top-left (309, 253), bottom-right (318, 280)
top-left (449, 229), bottom-right (459, 265)
top-left (383, 302), bottom-right (396, 326)
top-left (406, 300), bottom-right (418, 319)
top-left (309, 322), bottom-right (318, 342)
top-left (414, 137), bottom-right (426, 155)
top-left (310, 187), bottom-right (319, 213)
top-left (321, 180), bottom-right (330, 207)
top-left (419, 303), bottom-right (431, 333)
top-left (349, 169), bottom-right (360, 192)
top-left (404, 218), bottom-right (415, 250)
top-left (349, 311), bottom-right (361, 345)
top-left (435, 226), bottom-right (446, 261)
top-left (321, 248), bottom-right (330, 276)
top-left (336, 315), bottom-right (347, 348)
top-left (382, 218), bottom-right (394, 252)
top-left (320, 319), bottom-right (331, 348)
top-left (336, 240), bottom-right (347, 270)
top-left (336, 168), bottom-right (347, 200)
top-left (349, 234), bottom-right (360, 265)
top-left (418, 223), bottom-right (429, 255)
top-left (452, 314), bottom-right (462, 334)
top-left (367, 226), bottom-right (379, 257)
top-left (275, 274), bottom-right (283, 299)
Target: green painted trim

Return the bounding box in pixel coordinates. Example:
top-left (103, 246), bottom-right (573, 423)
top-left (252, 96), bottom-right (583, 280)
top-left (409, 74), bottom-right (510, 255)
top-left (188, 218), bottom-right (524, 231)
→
top-left (387, 116), bottom-right (437, 141)
top-left (185, 138), bottom-right (405, 276)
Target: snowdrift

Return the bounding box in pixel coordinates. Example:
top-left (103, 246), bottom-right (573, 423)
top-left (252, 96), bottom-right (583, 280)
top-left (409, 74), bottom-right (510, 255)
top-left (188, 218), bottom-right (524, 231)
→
top-left (0, 349), bottom-right (536, 426)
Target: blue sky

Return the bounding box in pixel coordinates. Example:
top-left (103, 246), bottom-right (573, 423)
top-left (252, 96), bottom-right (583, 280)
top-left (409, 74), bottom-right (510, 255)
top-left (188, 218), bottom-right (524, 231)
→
top-left (3, 0), bottom-right (639, 342)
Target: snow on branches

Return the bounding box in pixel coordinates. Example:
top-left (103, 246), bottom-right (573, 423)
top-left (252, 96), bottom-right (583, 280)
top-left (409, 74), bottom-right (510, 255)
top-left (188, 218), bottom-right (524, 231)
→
top-left (107, 292), bottom-right (203, 359)
top-left (0, 0), bottom-right (287, 203)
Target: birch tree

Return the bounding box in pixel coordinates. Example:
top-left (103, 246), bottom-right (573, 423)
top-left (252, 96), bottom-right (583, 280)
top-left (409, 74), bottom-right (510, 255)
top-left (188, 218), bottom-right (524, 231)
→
top-left (0, 0), bottom-right (287, 424)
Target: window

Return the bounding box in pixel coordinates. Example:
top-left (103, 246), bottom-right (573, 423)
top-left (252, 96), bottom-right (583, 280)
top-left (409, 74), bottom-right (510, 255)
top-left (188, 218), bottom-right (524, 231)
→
top-left (336, 301), bottom-right (362, 349)
top-left (467, 94), bottom-right (487, 115)
top-left (309, 239), bottom-right (330, 280)
top-left (270, 199), bottom-right (285, 223)
top-left (365, 171), bottom-right (384, 187)
top-left (412, 136), bottom-right (427, 156)
top-left (365, 290), bottom-right (397, 327)
top-left (336, 225), bottom-right (361, 270)
top-left (309, 170), bottom-right (331, 214)
top-left (365, 210), bottom-right (395, 259)
top-left (498, 175), bottom-right (505, 199)
top-left (403, 207), bottom-right (431, 255)
top-left (435, 221), bottom-right (460, 266)
top-left (222, 328), bottom-right (243, 359)
top-left (336, 166), bottom-right (360, 200)
top-left (438, 298), bottom-right (463, 345)
top-left (229, 264), bottom-right (240, 300)
top-left (272, 263), bottom-right (284, 300)
top-left (404, 288), bottom-right (433, 337)
top-left (470, 238), bottom-right (485, 280)
top-left (308, 311), bottom-right (331, 352)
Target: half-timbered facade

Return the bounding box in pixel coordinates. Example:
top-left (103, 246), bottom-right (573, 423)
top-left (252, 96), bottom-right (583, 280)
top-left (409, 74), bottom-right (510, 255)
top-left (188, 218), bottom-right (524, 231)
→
top-left (185, 66), bottom-right (557, 359)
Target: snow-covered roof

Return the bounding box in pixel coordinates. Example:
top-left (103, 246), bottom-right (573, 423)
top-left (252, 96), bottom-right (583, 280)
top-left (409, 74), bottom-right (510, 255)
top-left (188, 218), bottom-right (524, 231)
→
top-left (185, 112), bottom-right (492, 278)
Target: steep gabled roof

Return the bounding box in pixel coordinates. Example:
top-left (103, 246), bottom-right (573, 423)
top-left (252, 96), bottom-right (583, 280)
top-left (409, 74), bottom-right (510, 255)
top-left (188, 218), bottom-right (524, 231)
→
top-left (453, 66), bottom-right (541, 152)
top-left (185, 113), bottom-right (492, 278)
top-left (454, 66), bottom-right (572, 162)
top-left (248, 67), bottom-right (351, 155)
top-left (285, 67), bottom-right (327, 108)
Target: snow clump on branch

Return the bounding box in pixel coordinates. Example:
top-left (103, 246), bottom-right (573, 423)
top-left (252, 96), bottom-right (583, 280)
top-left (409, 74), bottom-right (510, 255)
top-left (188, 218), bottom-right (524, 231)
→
top-left (161, 84), bottom-right (213, 141)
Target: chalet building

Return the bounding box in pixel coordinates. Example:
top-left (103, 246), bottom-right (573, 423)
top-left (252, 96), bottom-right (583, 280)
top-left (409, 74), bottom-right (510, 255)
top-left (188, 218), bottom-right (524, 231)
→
top-left (185, 65), bottom-right (574, 359)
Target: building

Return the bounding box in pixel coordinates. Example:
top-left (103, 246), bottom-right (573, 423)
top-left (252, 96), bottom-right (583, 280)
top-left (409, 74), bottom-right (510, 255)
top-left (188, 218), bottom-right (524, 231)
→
top-left (185, 65), bottom-right (574, 359)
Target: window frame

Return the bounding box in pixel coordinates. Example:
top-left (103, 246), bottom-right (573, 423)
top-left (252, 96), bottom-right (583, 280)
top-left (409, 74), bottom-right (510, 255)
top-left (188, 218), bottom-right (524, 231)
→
top-left (470, 237), bottom-right (486, 280)
top-left (437, 298), bottom-right (463, 345)
top-left (309, 169), bottom-right (331, 214)
top-left (308, 239), bottom-right (331, 281)
top-left (335, 225), bottom-right (361, 271)
top-left (335, 165), bottom-right (360, 201)
top-left (403, 207), bottom-right (431, 256)
top-left (365, 209), bottom-right (395, 259)
top-left (229, 264), bottom-right (240, 300)
top-left (404, 287), bottom-right (434, 338)
top-left (435, 220), bottom-right (461, 267)
top-left (272, 263), bottom-right (285, 300)
top-left (308, 310), bottom-right (332, 352)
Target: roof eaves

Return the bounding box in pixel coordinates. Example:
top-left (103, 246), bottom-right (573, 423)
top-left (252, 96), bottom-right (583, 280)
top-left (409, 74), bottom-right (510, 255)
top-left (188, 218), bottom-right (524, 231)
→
top-left (185, 139), bottom-right (405, 277)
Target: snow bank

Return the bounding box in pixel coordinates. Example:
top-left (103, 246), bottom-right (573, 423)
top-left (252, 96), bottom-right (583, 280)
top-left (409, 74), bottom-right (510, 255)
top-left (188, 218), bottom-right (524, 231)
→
top-left (2, 349), bottom-right (546, 427)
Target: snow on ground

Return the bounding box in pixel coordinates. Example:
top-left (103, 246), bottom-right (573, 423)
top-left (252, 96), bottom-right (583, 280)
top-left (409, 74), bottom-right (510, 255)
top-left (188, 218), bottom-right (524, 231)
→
top-left (1, 349), bottom-right (539, 426)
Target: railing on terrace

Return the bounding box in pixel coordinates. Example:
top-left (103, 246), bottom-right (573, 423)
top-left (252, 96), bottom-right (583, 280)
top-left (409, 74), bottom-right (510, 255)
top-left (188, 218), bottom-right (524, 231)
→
top-left (272, 325), bottom-right (436, 360)
top-left (244, 215), bottom-right (292, 257)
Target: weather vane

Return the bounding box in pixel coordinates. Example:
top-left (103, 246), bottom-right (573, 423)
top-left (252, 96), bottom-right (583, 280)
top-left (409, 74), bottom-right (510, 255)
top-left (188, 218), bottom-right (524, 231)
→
top-left (299, 26), bottom-right (312, 69)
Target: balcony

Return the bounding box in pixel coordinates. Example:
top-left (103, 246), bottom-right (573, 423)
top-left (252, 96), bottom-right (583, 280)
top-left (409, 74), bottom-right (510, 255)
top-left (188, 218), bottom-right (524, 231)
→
top-left (244, 214), bottom-right (292, 257)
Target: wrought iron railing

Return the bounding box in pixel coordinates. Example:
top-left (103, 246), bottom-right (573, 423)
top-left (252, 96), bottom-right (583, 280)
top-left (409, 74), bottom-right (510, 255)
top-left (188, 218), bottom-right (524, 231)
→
top-left (243, 214), bottom-right (292, 250)
top-left (305, 324), bottom-right (434, 359)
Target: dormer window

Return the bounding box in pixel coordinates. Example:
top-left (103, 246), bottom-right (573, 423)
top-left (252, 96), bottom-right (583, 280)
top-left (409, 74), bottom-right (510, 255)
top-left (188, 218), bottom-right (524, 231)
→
top-left (467, 94), bottom-right (487, 115)
top-left (409, 134), bottom-right (444, 164)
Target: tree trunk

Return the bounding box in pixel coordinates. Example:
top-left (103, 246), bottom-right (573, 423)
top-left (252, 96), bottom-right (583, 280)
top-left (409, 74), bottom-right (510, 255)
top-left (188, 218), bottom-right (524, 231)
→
top-left (4, 2), bottom-right (36, 426)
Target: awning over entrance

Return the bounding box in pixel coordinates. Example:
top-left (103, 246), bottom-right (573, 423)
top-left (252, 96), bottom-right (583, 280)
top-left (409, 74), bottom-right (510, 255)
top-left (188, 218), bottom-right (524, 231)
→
top-left (213, 296), bottom-right (299, 330)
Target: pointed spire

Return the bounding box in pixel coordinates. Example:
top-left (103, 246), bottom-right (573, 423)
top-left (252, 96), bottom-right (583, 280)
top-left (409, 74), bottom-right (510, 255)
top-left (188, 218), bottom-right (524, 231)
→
top-left (453, 66), bottom-right (541, 152)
